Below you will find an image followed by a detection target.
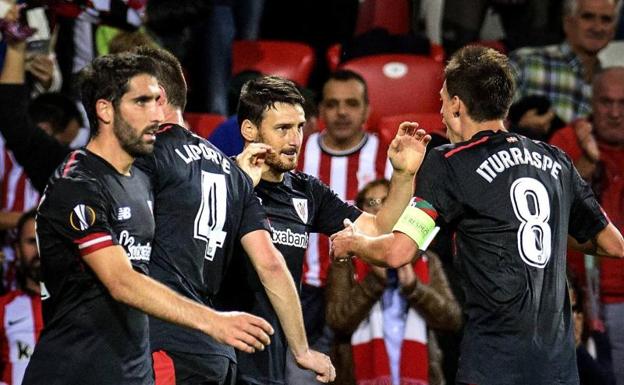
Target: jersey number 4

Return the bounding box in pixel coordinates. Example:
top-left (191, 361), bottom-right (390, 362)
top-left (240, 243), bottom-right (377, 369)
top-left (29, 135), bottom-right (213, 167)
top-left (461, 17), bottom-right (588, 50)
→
top-left (510, 177), bottom-right (552, 268)
top-left (194, 171), bottom-right (228, 261)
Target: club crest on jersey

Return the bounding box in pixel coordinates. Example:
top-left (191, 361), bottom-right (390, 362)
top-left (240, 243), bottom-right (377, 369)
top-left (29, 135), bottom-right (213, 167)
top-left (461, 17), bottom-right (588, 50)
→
top-left (69, 204), bottom-right (96, 231)
top-left (292, 198), bottom-right (308, 223)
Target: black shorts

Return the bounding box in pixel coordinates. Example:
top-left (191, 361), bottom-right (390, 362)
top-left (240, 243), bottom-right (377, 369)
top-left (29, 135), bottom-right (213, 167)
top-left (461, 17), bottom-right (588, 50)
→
top-left (153, 350), bottom-right (236, 385)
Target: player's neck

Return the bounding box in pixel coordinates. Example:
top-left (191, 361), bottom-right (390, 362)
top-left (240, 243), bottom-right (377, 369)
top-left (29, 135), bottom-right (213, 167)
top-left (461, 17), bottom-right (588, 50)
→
top-left (87, 134), bottom-right (134, 176)
top-left (262, 168), bottom-right (285, 183)
top-left (163, 106), bottom-right (186, 128)
top-left (462, 119), bottom-right (507, 141)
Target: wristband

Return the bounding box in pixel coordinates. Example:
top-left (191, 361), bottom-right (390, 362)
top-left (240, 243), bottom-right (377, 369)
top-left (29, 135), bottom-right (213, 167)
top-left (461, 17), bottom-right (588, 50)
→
top-left (392, 198), bottom-right (439, 250)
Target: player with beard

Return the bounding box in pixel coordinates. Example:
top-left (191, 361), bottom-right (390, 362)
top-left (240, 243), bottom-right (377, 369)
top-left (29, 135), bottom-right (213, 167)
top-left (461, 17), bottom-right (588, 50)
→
top-left (0, 42), bottom-right (333, 384)
top-left (218, 75), bottom-right (430, 385)
top-left (21, 53), bottom-right (273, 385)
top-left (130, 46), bottom-right (333, 385)
top-left (0, 210), bottom-right (42, 385)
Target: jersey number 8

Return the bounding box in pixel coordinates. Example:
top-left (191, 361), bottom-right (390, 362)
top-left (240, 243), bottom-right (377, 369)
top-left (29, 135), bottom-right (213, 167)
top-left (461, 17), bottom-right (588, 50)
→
top-left (510, 177), bottom-right (552, 268)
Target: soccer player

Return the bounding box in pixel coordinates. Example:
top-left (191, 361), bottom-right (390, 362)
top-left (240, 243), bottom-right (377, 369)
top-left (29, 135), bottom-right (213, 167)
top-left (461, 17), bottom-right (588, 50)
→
top-left (22, 53), bottom-right (272, 385)
top-left (220, 75), bottom-right (430, 385)
top-left (330, 46), bottom-right (624, 385)
top-left (130, 46), bottom-right (333, 384)
top-left (0, 42), bottom-right (333, 383)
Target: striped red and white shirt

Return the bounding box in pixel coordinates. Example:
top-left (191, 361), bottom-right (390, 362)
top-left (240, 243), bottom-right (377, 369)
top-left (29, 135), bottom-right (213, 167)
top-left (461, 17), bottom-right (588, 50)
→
top-left (298, 132), bottom-right (391, 287)
top-left (0, 290), bottom-right (43, 385)
top-left (0, 138), bottom-right (40, 216)
top-left (0, 138), bottom-right (40, 290)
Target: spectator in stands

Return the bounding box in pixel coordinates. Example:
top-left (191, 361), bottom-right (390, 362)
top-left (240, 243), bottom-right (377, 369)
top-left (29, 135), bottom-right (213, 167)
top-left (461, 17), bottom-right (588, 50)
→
top-left (550, 66), bottom-right (624, 385)
top-left (52, 0), bottom-right (145, 95)
top-left (510, 0), bottom-right (618, 131)
top-left (0, 210), bottom-right (42, 385)
top-left (27, 92), bottom-right (82, 146)
top-left (568, 269), bottom-right (616, 385)
top-left (287, 69), bottom-right (391, 384)
top-left (442, 0), bottom-right (564, 55)
top-left (326, 179), bottom-right (462, 385)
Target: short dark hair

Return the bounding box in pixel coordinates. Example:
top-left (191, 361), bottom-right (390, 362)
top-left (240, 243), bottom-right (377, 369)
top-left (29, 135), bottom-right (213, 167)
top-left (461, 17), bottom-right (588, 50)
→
top-left (78, 53), bottom-right (159, 136)
top-left (237, 76), bottom-right (305, 127)
top-left (445, 46), bottom-right (515, 122)
top-left (28, 92), bottom-right (83, 135)
top-left (324, 69), bottom-right (369, 104)
top-left (133, 45), bottom-right (187, 110)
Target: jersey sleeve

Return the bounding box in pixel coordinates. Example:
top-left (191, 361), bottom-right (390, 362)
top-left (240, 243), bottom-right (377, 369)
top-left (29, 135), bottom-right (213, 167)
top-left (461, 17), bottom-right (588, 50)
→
top-left (415, 150), bottom-right (463, 224)
top-left (308, 175), bottom-right (362, 235)
top-left (237, 170), bottom-right (271, 238)
top-left (38, 177), bottom-right (118, 257)
top-left (568, 163), bottom-right (609, 243)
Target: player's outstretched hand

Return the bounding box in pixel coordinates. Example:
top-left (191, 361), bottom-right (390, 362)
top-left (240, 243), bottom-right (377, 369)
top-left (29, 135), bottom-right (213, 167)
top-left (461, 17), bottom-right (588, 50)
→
top-left (329, 218), bottom-right (360, 261)
top-left (235, 143), bottom-right (273, 187)
top-left (211, 311), bottom-right (274, 353)
top-left (388, 121), bottom-right (432, 175)
top-left (294, 349), bottom-right (336, 383)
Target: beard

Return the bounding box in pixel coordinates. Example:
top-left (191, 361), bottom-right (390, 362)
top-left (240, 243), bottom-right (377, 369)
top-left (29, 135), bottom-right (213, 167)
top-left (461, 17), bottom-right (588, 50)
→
top-left (257, 133), bottom-right (299, 174)
top-left (265, 152), bottom-right (297, 173)
top-left (113, 115), bottom-right (158, 157)
top-left (18, 256), bottom-right (40, 284)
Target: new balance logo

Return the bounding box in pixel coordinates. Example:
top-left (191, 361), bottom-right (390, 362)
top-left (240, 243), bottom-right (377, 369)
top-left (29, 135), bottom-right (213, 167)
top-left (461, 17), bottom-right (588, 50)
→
top-left (118, 207), bottom-right (132, 220)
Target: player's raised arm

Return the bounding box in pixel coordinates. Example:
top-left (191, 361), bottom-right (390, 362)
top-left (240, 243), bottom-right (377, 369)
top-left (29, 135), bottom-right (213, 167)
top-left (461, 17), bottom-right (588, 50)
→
top-left (241, 229), bottom-right (336, 383)
top-left (332, 197), bottom-right (439, 268)
top-left (354, 123), bottom-right (431, 236)
top-left (83, 245), bottom-right (274, 353)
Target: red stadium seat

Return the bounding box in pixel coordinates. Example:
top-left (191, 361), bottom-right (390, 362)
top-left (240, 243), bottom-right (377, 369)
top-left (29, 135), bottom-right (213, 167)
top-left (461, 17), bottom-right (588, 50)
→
top-left (184, 113), bottom-right (227, 138)
top-left (377, 113), bottom-right (446, 144)
top-left (339, 54), bottom-right (444, 130)
top-left (326, 43), bottom-right (342, 72)
top-left (355, 0), bottom-right (410, 36)
top-left (232, 40), bottom-right (316, 86)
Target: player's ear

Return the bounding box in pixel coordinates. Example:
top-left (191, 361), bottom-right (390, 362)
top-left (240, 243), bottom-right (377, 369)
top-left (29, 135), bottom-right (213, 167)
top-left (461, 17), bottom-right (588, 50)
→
top-left (96, 99), bottom-right (113, 125)
top-left (451, 95), bottom-right (462, 117)
top-left (240, 119), bottom-right (259, 143)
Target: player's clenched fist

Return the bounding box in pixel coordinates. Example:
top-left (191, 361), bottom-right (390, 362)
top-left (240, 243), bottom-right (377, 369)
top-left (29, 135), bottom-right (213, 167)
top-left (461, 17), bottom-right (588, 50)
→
top-left (294, 349), bottom-right (336, 383)
top-left (209, 311), bottom-right (274, 353)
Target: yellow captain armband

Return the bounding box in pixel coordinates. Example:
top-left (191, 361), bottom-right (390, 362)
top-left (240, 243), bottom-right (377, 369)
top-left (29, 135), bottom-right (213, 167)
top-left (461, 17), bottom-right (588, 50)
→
top-left (392, 197), bottom-right (440, 250)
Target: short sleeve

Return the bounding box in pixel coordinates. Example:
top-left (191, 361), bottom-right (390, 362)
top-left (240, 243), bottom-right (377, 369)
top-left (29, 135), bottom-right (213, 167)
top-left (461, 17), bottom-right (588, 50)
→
top-left (237, 170), bottom-right (271, 238)
top-left (415, 150), bottom-right (463, 224)
top-left (38, 178), bottom-right (118, 257)
top-left (309, 176), bottom-right (362, 235)
top-left (568, 164), bottom-right (609, 243)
